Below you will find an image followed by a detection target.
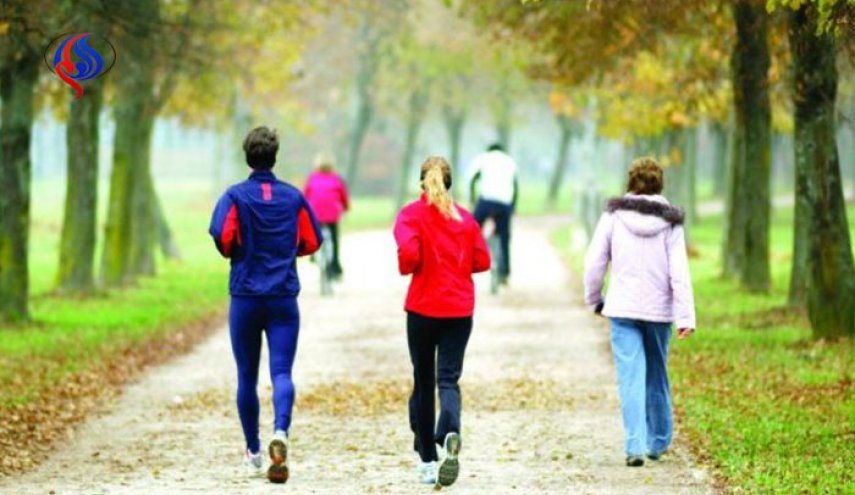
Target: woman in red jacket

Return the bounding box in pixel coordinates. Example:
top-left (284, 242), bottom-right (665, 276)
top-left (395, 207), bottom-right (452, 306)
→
top-left (394, 156), bottom-right (491, 487)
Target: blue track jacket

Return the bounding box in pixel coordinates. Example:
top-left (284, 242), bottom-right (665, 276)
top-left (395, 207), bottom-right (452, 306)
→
top-left (209, 169), bottom-right (322, 296)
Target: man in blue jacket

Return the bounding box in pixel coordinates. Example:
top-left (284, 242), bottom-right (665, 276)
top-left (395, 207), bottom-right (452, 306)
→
top-left (209, 126), bottom-right (321, 484)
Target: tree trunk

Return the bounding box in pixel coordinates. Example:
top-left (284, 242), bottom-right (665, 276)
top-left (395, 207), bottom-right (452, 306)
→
top-left (0, 55), bottom-right (38, 322)
top-left (102, 1), bottom-right (158, 284)
top-left (58, 78), bottom-right (104, 293)
top-left (495, 94), bottom-right (512, 151)
top-left (664, 128), bottom-right (695, 240)
top-left (396, 89), bottom-right (429, 209)
top-left (443, 105), bottom-right (465, 199)
top-left (344, 80), bottom-right (373, 188)
top-left (789, 145), bottom-right (809, 306)
top-left (684, 126), bottom-right (698, 225)
top-left (710, 121), bottom-right (728, 197)
top-left (723, 0), bottom-right (771, 292)
top-left (128, 114), bottom-right (157, 276)
top-left (789, 4), bottom-right (855, 337)
top-left (154, 187), bottom-right (181, 260)
top-left (102, 103), bottom-right (141, 284)
top-left (546, 114), bottom-right (573, 208)
top-left (344, 19), bottom-right (378, 188)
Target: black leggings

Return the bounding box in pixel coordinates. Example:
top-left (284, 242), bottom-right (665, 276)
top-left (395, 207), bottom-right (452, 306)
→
top-left (407, 311), bottom-right (473, 462)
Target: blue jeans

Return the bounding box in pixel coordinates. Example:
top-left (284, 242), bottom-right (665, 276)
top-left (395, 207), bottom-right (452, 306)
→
top-left (230, 296), bottom-right (300, 453)
top-left (609, 318), bottom-right (673, 456)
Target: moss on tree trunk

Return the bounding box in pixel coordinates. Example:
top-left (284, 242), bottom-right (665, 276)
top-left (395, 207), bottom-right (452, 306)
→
top-left (0, 55), bottom-right (37, 322)
top-left (723, 0), bottom-right (771, 292)
top-left (129, 114), bottom-right (157, 276)
top-left (58, 79), bottom-right (104, 293)
top-left (101, 0), bottom-right (159, 285)
top-left (789, 4), bottom-right (855, 337)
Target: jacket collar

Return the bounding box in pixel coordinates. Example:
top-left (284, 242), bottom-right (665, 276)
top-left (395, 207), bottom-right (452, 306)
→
top-left (249, 169), bottom-right (276, 181)
top-left (605, 194), bottom-right (685, 225)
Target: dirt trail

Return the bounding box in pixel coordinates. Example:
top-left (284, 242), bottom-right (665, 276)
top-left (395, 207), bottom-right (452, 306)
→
top-left (1, 218), bottom-right (713, 494)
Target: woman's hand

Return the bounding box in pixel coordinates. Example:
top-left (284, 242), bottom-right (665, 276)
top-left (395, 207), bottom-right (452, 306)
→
top-left (677, 328), bottom-right (695, 339)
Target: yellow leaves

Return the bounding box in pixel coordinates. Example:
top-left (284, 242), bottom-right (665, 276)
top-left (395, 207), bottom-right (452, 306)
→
top-left (548, 90), bottom-right (581, 117)
top-left (669, 110), bottom-right (691, 127)
top-left (668, 146), bottom-right (683, 166)
top-left (772, 104), bottom-right (794, 133)
top-left (0, 21), bottom-right (9, 35)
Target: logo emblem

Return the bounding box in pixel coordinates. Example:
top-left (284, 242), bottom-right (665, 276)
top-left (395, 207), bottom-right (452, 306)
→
top-left (44, 33), bottom-right (116, 100)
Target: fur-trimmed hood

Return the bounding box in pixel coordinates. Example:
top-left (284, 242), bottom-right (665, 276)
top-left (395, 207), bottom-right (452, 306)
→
top-left (605, 194), bottom-right (684, 237)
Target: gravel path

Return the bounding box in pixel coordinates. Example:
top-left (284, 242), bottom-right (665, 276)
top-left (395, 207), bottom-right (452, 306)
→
top-left (1, 218), bottom-right (713, 494)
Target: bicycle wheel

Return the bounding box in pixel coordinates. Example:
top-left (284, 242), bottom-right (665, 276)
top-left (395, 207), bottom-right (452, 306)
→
top-left (489, 234), bottom-right (502, 295)
top-left (319, 226), bottom-right (334, 296)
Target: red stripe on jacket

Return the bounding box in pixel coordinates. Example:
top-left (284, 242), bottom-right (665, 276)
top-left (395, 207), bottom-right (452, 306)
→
top-left (221, 204), bottom-right (241, 257)
top-left (296, 206), bottom-right (321, 256)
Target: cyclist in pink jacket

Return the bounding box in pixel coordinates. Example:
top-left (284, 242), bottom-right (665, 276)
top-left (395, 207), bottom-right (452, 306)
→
top-left (304, 153), bottom-right (350, 278)
top-left (584, 157), bottom-right (696, 468)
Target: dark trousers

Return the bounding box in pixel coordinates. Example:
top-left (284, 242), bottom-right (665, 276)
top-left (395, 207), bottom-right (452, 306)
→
top-left (473, 198), bottom-right (512, 277)
top-left (407, 311), bottom-right (473, 462)
top-left (320, 222), bottom-right (342, 275)
top-left (229, 296), bottom-right (300, 453)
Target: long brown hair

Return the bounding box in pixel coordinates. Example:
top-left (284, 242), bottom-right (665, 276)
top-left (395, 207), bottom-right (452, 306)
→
top-left (420, 156), bottom-right (461, 221)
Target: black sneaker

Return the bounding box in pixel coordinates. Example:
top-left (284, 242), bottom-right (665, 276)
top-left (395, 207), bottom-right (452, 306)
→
top-left (647, 451), bottom-right (663, 461)
top-left (267, 434), bottom-right (289, 484)
top-left (438, 432), bottom-right (461, 487)
top-left (626, 455), bottom-right (644, 467)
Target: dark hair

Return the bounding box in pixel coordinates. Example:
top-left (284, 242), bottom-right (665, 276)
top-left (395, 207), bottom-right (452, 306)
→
top-left (487, 143), bottom-right (504, 152)
top-left (243, 126), bottom-right (279, 169)
top-left (627, 157), bottom-right (664, 195)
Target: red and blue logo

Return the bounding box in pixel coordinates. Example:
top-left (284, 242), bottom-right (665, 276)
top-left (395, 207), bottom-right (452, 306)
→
top-left (44, 33), bottom-right (116, 100)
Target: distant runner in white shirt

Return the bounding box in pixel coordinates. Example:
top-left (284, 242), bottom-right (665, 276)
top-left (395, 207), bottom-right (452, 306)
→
top-left (469, 143), bottom-right (519, 284)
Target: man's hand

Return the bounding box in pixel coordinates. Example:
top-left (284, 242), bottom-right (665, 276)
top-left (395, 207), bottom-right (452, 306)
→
top-left (677, 328), bottom-right (695, 339)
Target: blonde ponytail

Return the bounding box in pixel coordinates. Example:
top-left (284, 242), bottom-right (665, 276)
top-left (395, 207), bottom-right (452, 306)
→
top-left (420, 156), bottom-right (461, 221)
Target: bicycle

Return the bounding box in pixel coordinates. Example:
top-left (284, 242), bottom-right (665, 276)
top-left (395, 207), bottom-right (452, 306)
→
top-left (317, 224), bottom-right (335, 296)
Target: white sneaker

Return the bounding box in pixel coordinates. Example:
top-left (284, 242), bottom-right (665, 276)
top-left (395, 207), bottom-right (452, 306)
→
top-left (267, 430), bottom-right (289, 484)
top-left (243, 449), bottom-right (264, 477)
top-left (438, 432), bottom-right (461, 487)
top-left (417, 460), bottom-right (438, 485)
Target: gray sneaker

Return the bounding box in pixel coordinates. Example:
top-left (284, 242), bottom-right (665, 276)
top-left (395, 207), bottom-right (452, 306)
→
top-left (438, 432), bottom-right (461, 487)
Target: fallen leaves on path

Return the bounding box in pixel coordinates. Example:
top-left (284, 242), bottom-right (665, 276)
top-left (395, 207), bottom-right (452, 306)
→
top-left (0, 311), bottom-right (225, 478)
top-left (166, 376), bottom-right (577, 421)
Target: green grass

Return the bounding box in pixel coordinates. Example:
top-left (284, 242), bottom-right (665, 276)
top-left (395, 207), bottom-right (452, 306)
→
top-left (552, 204), bottom-right (855, 494)
top-left (0, 181), bottom-right (231, 406)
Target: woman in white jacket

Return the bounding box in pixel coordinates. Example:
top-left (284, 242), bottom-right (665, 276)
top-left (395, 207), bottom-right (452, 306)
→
top-left (584, 157), bottom-right (697, 467)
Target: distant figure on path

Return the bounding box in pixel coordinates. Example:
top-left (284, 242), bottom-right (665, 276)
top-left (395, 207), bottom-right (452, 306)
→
top-left (209, 126), bottom-right (322, 484)
top-left (394, 156), bottom-right (491, 486)
top-left (304, 152), bottom-right (350, 279)
top-left (583, 156), bottom-right (696, 468)
top-left (469, 143), bottom-right (518, 286)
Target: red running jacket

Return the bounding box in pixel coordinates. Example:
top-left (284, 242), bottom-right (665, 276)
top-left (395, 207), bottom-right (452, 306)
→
top-left (394, 194), bottom-right (491, 318)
